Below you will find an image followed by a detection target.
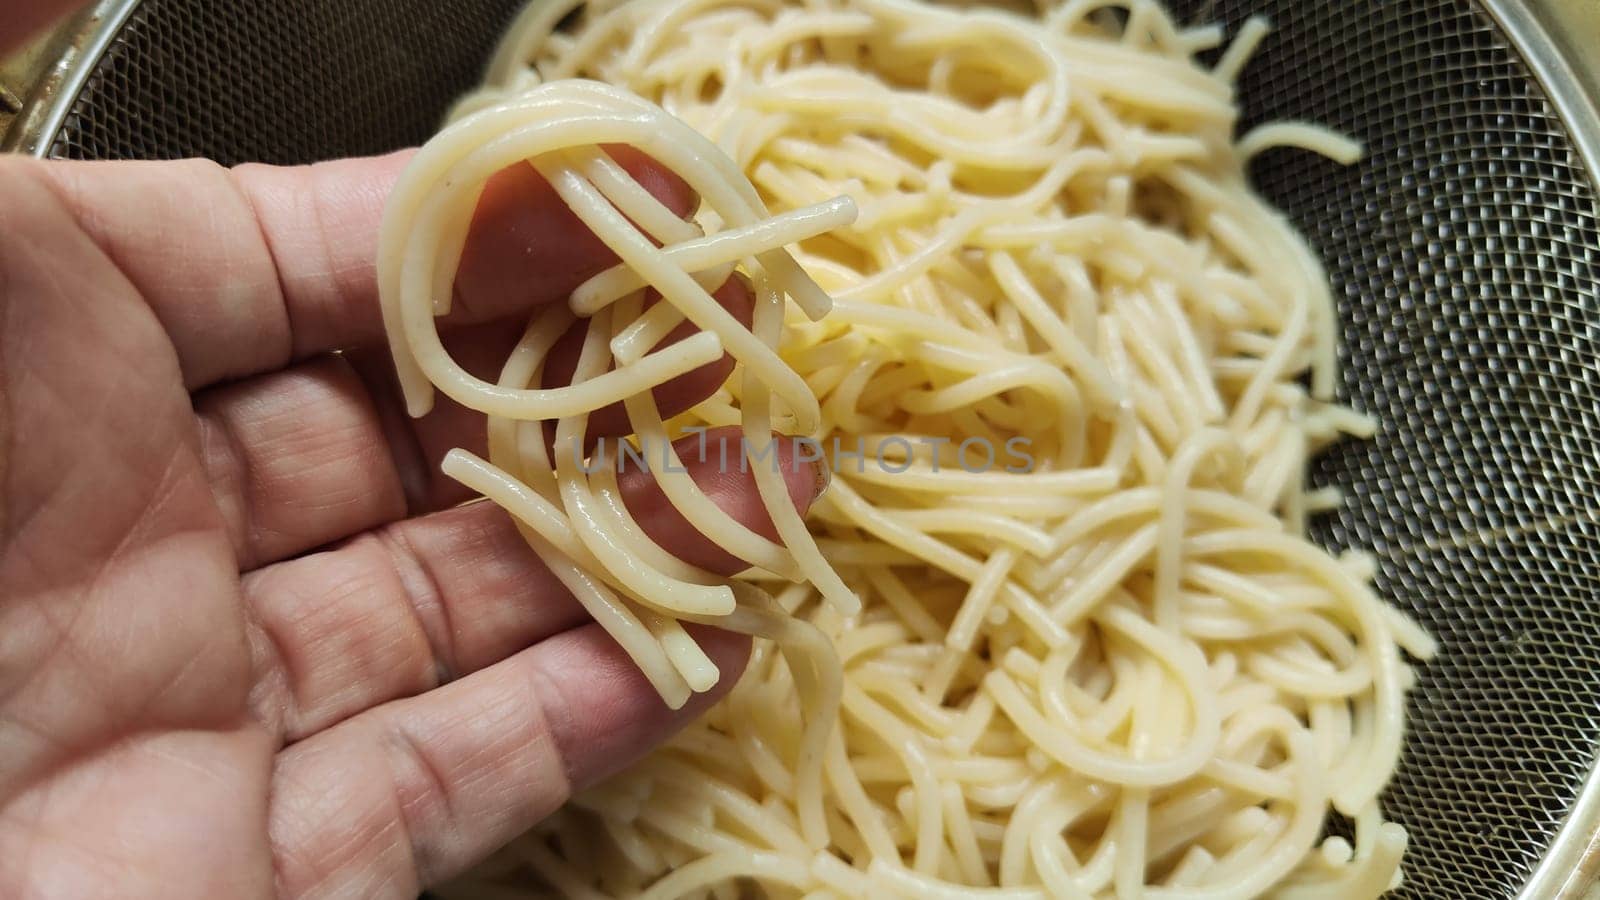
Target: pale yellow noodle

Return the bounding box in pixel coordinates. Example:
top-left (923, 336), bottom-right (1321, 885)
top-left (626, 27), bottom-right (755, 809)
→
top-left (407, 2), bottom-right (1435, 898)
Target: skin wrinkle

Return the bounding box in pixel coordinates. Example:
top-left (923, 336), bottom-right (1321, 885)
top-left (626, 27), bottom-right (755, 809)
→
top-left (0, 774), bottom-right (48, 891)
top-left (233, 162), bottom-right (356, 364)
top-left (204, 161), bottom-right (298, 383)
top-left (238, 543), bottom-right (409, 742)
top-left (1, 719), bottom-right (256, 859)
top-left (126, 728), bottom-right (234, 792)
top-left (267, 740), bottom-right (403, 899)
top-left (285, 804), bottom-right (413, 900)
top-left (196, 356), bottom-right (410, 569)
top-left (194, 409), bottom-right (256, 566)
top-left (386, 721), bottom-right (461, 888)
top-left (373, 523), bottom-right (462, 685)
top-left (258, 541), bottom-right (436, 741)
top-left (41, 159), bottom-right (294, 390)
top-left (346, 325), bottom-right (523, 514)
top-left (0, 168), bottom-right (197, 584)
top-left (398, 503), bottom-right (578, 674)
top-left (0, 264), bottom-right (85, 550)
top-left (525, 655), bottom-right (590, 796)
top-left (349, 348), bottom-right (435, 515)
top-left (119, 611), bottom-right (218, 728)
top-left (99, 440), bottom-right (188, 569)
top-left (241, 564), bottom-right (302, 742)
top-left (10, 582), bottom-right (97, 730)
top-left (292, 565), bottom-right (409, 723)
top-left (0, 734), bottom-right (228, 896)
top-left (238, 430), bottom-right (817, 745)
top-left (0, 696), bottom-right (71, 796)
top-left (11, 783), bottom-right (134, 895)
top-left (0, 365), bottom-right (152, 582)
top-left (0, 583), bottom-right (77, 715)
top-left (71, 528), bottom-right (248, 728)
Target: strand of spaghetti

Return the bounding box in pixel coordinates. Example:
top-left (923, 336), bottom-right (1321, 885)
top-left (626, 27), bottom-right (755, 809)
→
top-left (1155, 430), bottom-right (1241, 632)
top-left (531, 157), bottom-right (824, 433)
top-left (646, 757), bottom-right (811, 856)
top-left (483, 297), bottom-right (749, 686)
top-left (549, 308), bottom-right (739, 616)
top-left (637, 851), bottom-right (813, 900)
top-left (868, 859), bottom-right (1048, 900)
top-left (486, 304), bottom-right (572, 497)
top-left (988, 251), bottom-right (1122, 407)
top-left (427, 182), bottom-right (482, 317)
top-left (382, 102), bottom-right (739, 416)
top-left (822, 480), bottom-right (1070, 646)
top-left (840, 683), bottom-right (946, 873)
top-left (1214, 15), bottom-right (1273, 83)
top-left (1184, 528), bottom-right (1407, 811)
top-left (562, 145), bottom-right (703, 244)
top-left (484, 0), bottom-right (583, 86)
top-left (983, 605), bottom-right (1221, 786)
top-left (540, 1), bottom-right (643, 82)
top-left (512, 839), bottom-right (610, 900)
top-left (698, 583), bottom-right (842, 848)
top-left (1278, 818), bottom-right (1407, 899)
top-left (562, 82), bottom-right (844, 320)
top-left (581, 446), bottom-right (726, 586)
top-left (641, 607), bottom-right (720, 692)
top-left (1238, 122), bottom-right (1363, 164)
top-left (620, 384), bottom-right (802, 580)
top-left (573, 195), bottom-right (858, 315)
top-left (441, 449), bottom-right (692, 706)
top-left (390, 79), bottom-right (845, 410)
top-left (946, 548), bottom-right (1019, 653)
top-left (738, 273), bottom-right (862, 613)
top-left (1147, 726), bottom-right (1327, 900)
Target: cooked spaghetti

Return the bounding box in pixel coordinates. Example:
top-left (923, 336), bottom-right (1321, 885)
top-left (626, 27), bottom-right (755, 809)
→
top-left (394, 0), bottom-right (1437, 897)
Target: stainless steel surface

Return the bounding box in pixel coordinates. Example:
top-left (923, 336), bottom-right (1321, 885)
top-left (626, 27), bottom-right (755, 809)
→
top-left (0, 0), bottom-right (138, 154)
top-left (4, 1), bottom-right (1600, 897)
top-left (1475, 10), bottom-right (1600, 895)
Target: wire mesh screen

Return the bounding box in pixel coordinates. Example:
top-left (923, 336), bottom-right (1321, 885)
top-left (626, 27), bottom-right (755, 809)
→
top-left (45, 0), bottom-right (1600, 896)
top-left (47, 0), bottom-right (529, 163)
top-left (1169, 2), bottom-right (1600, 897)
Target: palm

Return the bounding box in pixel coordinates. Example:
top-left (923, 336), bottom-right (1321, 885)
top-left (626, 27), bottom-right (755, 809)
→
top-left (0, 165), bottom-right (272, 896)
top-left (0, 152), bottom-right (814, 899)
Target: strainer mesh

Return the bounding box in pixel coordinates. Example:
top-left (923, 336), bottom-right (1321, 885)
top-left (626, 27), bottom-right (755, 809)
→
top-left (46, 0), bottom-right (1600, 897)
top-left (1180, 2), bottom-right (1600, 897)
top-left (48, 0), bottom-right (528, 163)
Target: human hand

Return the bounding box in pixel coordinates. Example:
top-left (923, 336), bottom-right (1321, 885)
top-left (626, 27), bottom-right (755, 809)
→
top-left (0, 146), bottom-right (822, 899)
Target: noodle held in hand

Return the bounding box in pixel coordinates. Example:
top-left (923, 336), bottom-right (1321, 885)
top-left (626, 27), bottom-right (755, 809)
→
top-left (411, 1), bottom-right (1437, 897)
top-left (379, 78), bottom-right (859, 849)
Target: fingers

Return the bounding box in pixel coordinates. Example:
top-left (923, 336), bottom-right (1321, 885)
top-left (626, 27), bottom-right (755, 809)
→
top-left (198, 275), bottom-right (749, 569)
top-left (267, 622), bottom-right (746, 898)
top-left (196, 356), bottom-right (407, 571)
top-left (27, 147), bottom-right (694, 388)
top-left (243, 428), bottom-right (823, 742)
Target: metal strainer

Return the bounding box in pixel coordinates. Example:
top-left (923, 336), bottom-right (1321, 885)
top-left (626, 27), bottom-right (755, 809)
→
top-left (4, 1), bottom-right (1600, 896)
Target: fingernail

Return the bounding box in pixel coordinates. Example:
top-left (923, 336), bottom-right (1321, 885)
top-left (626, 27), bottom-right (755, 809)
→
top-left (810, 456), bottom-right (833, 504)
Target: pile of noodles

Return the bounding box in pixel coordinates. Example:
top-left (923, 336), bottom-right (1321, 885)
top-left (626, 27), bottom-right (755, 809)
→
top-left (383, 1), bottom-right (1439, 897)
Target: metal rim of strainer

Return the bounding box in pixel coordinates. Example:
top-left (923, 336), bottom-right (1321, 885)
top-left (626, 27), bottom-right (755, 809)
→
top-left (3, 0), bottom-right (1600, 896)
